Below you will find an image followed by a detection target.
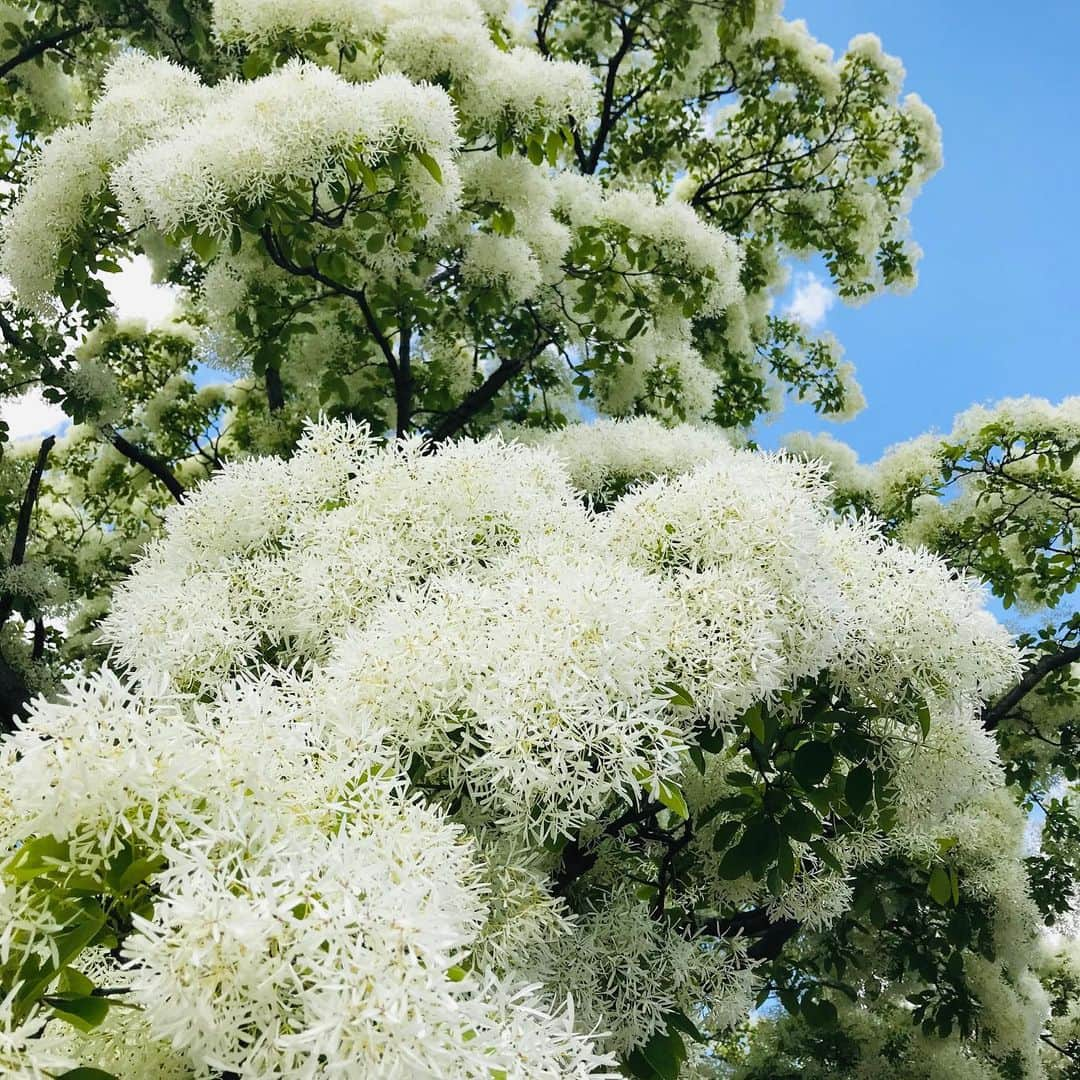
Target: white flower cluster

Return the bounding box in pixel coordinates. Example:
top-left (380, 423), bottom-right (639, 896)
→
top-left (541, 888), bottom-right (754, 1055)
top-left (0, 53), bottom-right (206, 305)
top-left (516, 417), bottom-right (734, 505)
top-left (781, 429), bottom-right (875, 498)
top-left (461, 231), bottom-right (544, 301)
top-left (2, 54), bottom-right (460, 299)
top-left (212, 0), bottom-right (595, 134)
top-left (114, 62), bottom-right (460, 239)
top-left (0, 420), bottom-right (1022, 1071)
top-left (556, 176), bottom-right (744, 319)
top-left (461, 153), bottom-right (572, 280)
top-left (0, 669), bottom-right (613, 1077)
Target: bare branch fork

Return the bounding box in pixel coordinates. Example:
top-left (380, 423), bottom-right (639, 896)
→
top-left (258, 225), bottom-right (412, 432)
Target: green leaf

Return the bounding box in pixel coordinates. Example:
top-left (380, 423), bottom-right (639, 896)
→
top-left (917, 704), bottom-right (932, 740)
top-left (780, 804), bottom-right (818, 843)
top-left (697, 728), bottom-right (724, 754)
top-left (191, 233), bottom-right (220, 261)
top-left (725, 771), bottom-right (755, 788)
top-left (57, 967), bottom-right (94, 997)
top-left (626, 1050), bottom-right (660, 1080)
top-left (657, 682), bottom-right (694, 708)
top-left (745, 704), bottom-right (765, 744)
top-left (777, 837), bottom-right (796, 883)
top-left (414, 151), bottom-right (443, 185)
top-left (844, 765), bottom-right (874, 815)
top-left (241, 52), bottom-right (269, 79)
top-left (46, 994), bottom-right (110, 1033)
top-left (640, 1029), bottom-right (685, 1080)
top-left (116, 854), bottom-right (166, 894)
top-left (711, 819), bottom-right (741, 853)
top-left (688, 746), bottom-right (706, 775)
top-left (718, 842), bottom-right (751, 880)
top-left (57, 1070), bottom-right (118, 1080)
top-left (664, 1010), bottom-right (705, 1044)
top-left (928, 863), bottom-right (952, 906)
top-left (793, 741), bottom-right (833, 787)
top-left (657, 780), bottom-right (689, 821)
top-left (6, 834), bottom-right (68, 882)
top-left (810, 840), bottom-right (842, 873)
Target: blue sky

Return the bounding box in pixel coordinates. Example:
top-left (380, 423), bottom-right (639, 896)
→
top-left (767, 0), bottom-right (1080, 460)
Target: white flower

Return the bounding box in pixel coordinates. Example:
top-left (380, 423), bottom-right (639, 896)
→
top-left (113, 63), bottom-right (461, 238)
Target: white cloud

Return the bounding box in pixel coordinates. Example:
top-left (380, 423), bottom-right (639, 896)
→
top-left (105, 255), bottom-right (178, 324)
top-left (0, 386), bottom-right (67, 441)
top-left (784, 272), bottom-right (835, 329)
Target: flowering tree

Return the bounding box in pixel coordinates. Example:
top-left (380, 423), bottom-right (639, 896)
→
top-left (0, 417), bottom-right (1044, 1077)
top-left (0, 2), bottom-right (1076, 1078)
top-left (0, 0), bottom-right (941, 697)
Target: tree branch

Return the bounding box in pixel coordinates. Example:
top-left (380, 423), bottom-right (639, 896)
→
top-left (0, 435), bottom-right (55, 731)
top-left (265, 364), bottom-right (285, 412)
top-left (578, 13), bottom-right (639, 174)
top-left (104, 429), bottom-right (185, 503)
top-left (701, 905), bottom-right (801, 962)
top-left (982, 640), bottom-right (1080, 731)
top-left (746, 917), bottom-right (800, 961)
top-left (553, 800), bottom-right (662, 894)
top-left (259, 226), bottom-right (400, 381)
top-left (1041, 1033), bottom-right (1080, 1064)
top-left (3, 435), bottom-right (54, 576)
top-left (0, 22), bottom-right (94, 80)
top-left (425, 339), bottom-right (551, 445)
top-left (0, 432), bottom-right (54, 624)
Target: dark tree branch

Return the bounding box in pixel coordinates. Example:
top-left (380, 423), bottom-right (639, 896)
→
top-left (701, 905), bottom-right (801, 962)
top-left (3, 435), bottom-right (54, 578)
top-left (265, 364), bottom-right (285, 413)
top-left (746, 917), bottom-right (800, 961)
top-left (104, 429), bottom-right (185, 503)
top-left (260, 226), bottom-right (400, 380)
top-left (425, 339), bottom-right (551, 445)
top-left (553, 800), bottom-right (662, 895)
top-left (534, 0), bottom-right (560, 55)
top-left (0, 435), bottom-right (54, 731)
top-left (1042, 1033), bottom-right (1080, 1064)
top-left (0, 433), bottom-right (54, 623)
top-left (0, 22), bottom-right (94, 80)
top-left (983, 640), bottom-right (1080, 731)
top-left (578, 13), bottom-right (639, 174)
top-left (0, 653), bottom-right (30, 734)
